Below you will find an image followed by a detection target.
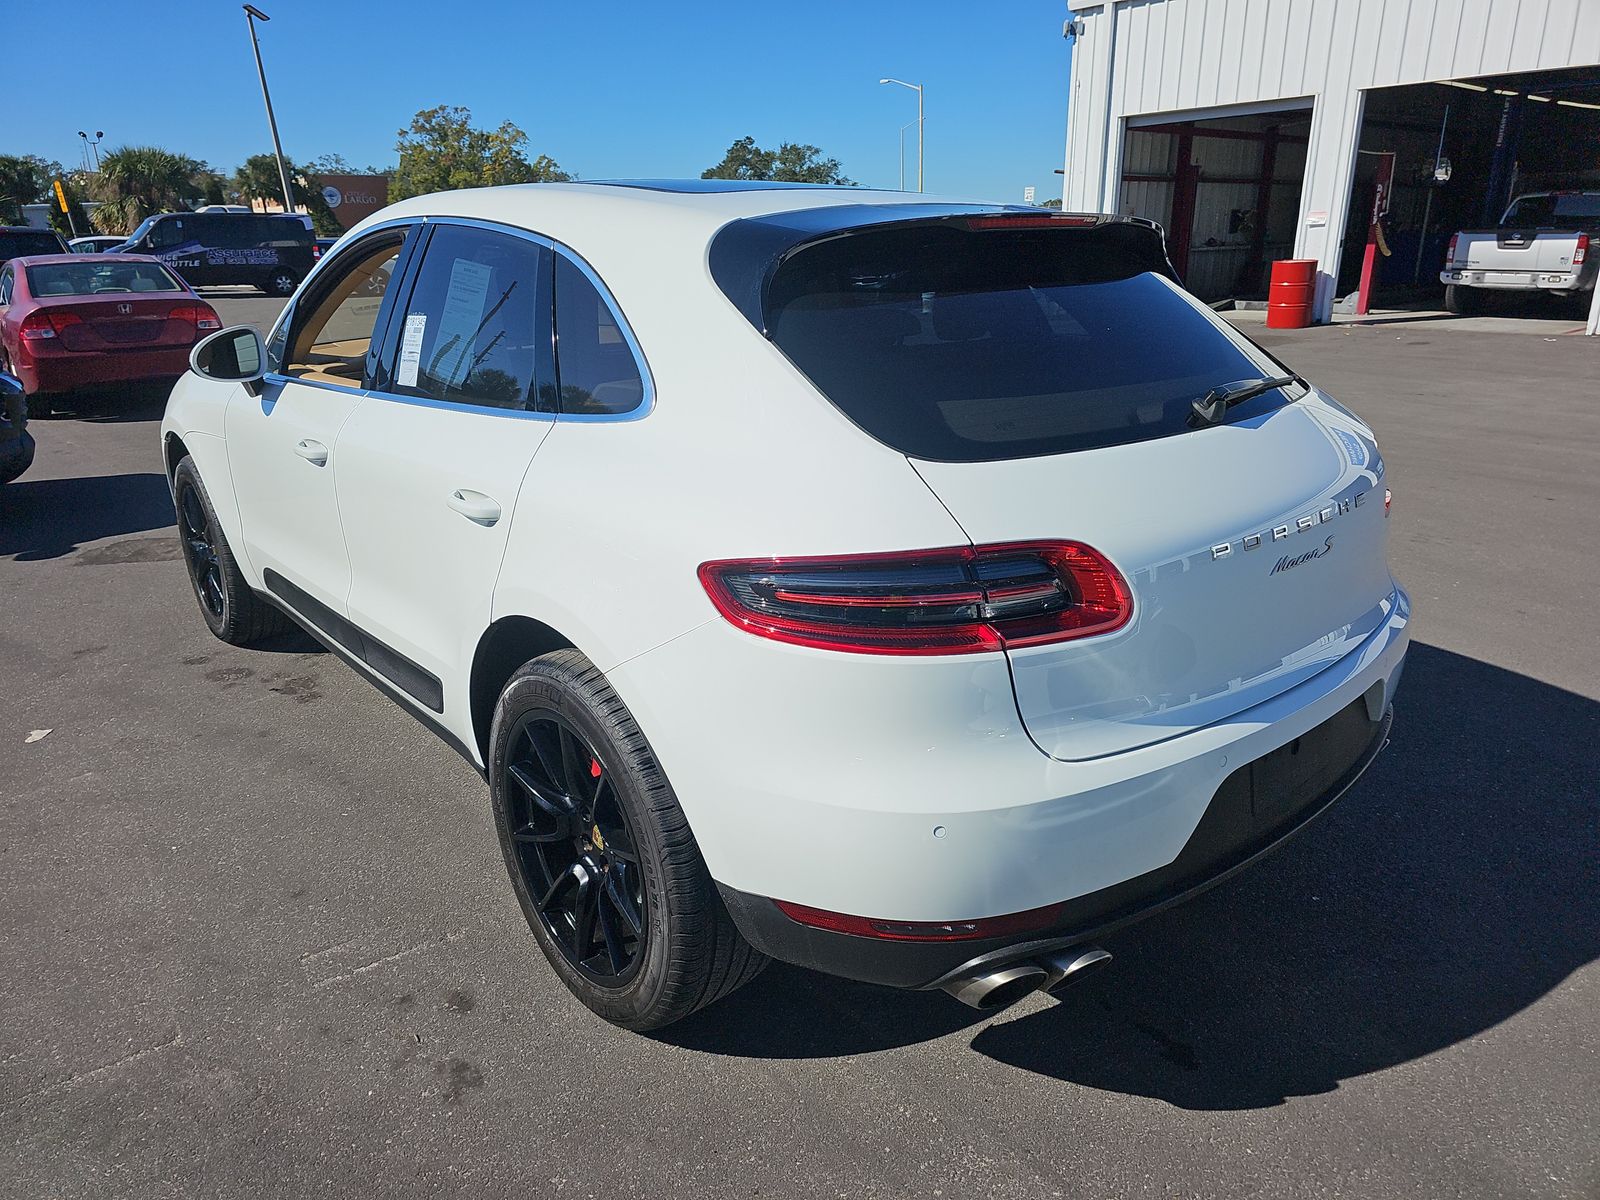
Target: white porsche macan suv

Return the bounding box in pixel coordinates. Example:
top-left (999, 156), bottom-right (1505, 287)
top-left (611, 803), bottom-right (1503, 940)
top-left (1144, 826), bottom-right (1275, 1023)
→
top-left (162, 181), bottom-right (1410, 1030)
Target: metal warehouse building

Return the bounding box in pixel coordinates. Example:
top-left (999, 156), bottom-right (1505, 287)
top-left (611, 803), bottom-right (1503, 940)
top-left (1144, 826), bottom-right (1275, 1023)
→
top-left (1061, 0), bottom-right (1600, 322)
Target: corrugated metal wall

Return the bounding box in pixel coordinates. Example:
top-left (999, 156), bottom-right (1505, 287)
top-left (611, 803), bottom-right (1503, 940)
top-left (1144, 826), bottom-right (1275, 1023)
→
top-left (1064, 0), bottom-right (1600, 317)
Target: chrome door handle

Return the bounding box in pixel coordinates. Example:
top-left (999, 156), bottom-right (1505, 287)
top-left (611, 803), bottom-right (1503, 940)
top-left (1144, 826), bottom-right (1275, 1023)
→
top-left (447, 489), bottom-right (501, 526)
top-left (294, 439), bottom-right (329, 466)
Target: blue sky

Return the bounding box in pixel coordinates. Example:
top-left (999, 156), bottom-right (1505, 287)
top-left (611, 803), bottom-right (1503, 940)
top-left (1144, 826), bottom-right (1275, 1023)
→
top-left (10, 1), bottom-right (1073, 202)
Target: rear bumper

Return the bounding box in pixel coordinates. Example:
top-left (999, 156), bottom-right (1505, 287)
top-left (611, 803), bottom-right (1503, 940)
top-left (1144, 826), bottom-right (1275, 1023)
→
top-left (15, 345), bottom-right (193, 395)
top-left (611, 578), bottom-right (1411, 942)
top-left (1440, 268), bottom-right (1591, 292)
top-left (721, 698), bottom-right (1393, 989)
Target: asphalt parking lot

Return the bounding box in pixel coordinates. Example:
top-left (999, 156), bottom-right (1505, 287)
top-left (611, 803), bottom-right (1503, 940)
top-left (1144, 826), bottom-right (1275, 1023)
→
top-left (3, 295), bottom-right (1596, 1198)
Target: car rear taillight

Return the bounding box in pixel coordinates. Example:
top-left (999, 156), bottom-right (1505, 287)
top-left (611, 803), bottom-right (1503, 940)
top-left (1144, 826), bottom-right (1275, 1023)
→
top-left (171, 303), bottom-right (222, 332)
top-left (19, 310), bottom-right (83, 340)
top-left (697, 541), bottom-right (1132, 656)
top-left (774, 898), bottom-right (1066, 941)
top-left (1446, 233), bottom-right (1459, 265)
top-left (1574, 233), bottom-right (1589, 265)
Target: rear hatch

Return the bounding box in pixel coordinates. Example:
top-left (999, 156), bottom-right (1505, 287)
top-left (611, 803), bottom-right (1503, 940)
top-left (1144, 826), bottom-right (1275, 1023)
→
top-left (751, 212), bottom-right (1397, 760)
top-left (913, 405), bottom-right (1392, 759)
top-left (1454, 228), bottom-right (1580, 273)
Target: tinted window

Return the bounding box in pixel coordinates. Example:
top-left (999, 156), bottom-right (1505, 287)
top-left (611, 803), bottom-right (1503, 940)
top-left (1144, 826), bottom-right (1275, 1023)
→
top-left (27, 261), bottom-right (183, 296)
top-left (554, 255), bottom-right (644, 415)
top-left (0, 230), bottom-right (67, 260)
top-left (765, 223), bottom-right (1295, 462)
top-left (1502, 193), bottom-right (1600, 226)
top-left (279, 232), bottom-right (404, 386)
top-left (386, 225), bottom-right (549, 411)
top-left (0, 267), bottom-right (12, 305)
top-left (146, 218), bottom-right (187, 249)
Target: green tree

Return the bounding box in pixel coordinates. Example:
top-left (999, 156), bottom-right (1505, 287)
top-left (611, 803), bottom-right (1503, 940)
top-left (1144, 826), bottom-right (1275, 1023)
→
top-left (702, 136), bottom-right (853, 185)
top-left (94, 145), bottom-right (201, 234)
top-left (0, 154), bottom-right (57, 223)
top-left (390, 105), bottom-right (571, 201)
top-left (232, 153), bottom-right (288, 208)
top-left (232, 153), bottom-right (343, 235)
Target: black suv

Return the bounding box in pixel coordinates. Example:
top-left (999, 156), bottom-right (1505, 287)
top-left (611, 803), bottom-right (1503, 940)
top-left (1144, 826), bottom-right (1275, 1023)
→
top-left (0, 226), bottom-right (69, 265)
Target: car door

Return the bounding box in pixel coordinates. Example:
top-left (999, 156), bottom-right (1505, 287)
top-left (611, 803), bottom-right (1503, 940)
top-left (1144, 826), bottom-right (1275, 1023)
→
top-left (335, 220), bottom-right (557, 729)
top-left (224, 223), bottom-right (415, 625)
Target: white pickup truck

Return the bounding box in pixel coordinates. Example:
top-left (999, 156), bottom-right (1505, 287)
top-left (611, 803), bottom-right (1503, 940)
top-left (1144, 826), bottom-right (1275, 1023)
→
top-left (1440, 190), bottom-right (1599, 314)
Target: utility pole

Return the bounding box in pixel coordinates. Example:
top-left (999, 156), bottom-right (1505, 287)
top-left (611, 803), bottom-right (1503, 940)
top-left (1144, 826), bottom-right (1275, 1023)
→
top-left (243, 5), bottom-right (297, 215)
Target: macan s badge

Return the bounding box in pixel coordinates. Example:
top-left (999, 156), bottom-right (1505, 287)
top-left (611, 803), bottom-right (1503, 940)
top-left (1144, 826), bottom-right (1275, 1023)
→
top-left (1210, 490), bottom-right (1370, 563)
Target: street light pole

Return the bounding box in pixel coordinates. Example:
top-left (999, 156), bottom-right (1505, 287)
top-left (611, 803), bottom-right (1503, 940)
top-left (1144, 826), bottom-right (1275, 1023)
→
top-left (897, 120), bottom-right (917, 191)
top-left (76, 130), bottom-right (103, 172)
top-left (243, 5), bottom-right (296, 216)
top-left (879, 78), bottom-right (924, 192)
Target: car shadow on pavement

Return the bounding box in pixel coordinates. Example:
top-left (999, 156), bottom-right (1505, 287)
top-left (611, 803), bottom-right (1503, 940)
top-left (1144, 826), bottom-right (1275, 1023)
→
top-left (44, 384), bottom-right (173, 423)
top-left (665, 643), bottom-right (1599, 1110)
top-left (0, 471), bottom-right (175, 561)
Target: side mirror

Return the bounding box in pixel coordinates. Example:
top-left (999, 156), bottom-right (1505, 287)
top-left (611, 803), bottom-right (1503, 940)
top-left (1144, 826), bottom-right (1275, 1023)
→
top-left (190, 326), bottom-right (267, 393)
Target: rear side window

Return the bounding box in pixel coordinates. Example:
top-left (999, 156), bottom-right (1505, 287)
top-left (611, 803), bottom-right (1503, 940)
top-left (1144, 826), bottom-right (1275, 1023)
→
top-left (553, 255), bottom-right (644, 415)
top-left (765, 223), bottom-right (1295, 462)
top-left (384, 224), bottom-right (550, 411)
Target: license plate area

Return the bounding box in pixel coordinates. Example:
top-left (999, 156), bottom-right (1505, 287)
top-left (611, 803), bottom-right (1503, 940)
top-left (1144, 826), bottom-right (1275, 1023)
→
top-left (1250, 700), bottom-right (1381, 826)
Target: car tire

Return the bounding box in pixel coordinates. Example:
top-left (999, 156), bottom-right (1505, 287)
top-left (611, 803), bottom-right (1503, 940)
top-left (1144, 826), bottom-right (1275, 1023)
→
top-left (488, 648), bottom-right (767, 1030)
top-left (264, 269), bottom-right (299, 297)
top-left (1443, 284), bottom-right (1478, 316)
top-left (172, 456), bottom-right (288, 645)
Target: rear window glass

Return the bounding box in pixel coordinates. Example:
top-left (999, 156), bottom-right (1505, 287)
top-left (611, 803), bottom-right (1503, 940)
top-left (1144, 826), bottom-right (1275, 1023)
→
top-left (765, 224), bottom-right (1296, 462)
top-left (0, 231), bottom-right (66, 260)
top-left (554, 255), bottom-right (645, 415)
top-left (27, 260), bottom-right (183, 296)
top-left (1501, 193), bottom-right (1600, 226)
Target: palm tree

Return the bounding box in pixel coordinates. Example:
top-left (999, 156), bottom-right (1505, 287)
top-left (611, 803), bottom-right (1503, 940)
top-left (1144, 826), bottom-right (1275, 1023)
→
top-left (94, 146), bottom-right (200, 234)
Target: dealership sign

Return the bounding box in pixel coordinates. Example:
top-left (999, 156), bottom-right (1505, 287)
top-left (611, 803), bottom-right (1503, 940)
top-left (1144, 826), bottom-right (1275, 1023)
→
top-left (318, 174), bottom-right (389, 232)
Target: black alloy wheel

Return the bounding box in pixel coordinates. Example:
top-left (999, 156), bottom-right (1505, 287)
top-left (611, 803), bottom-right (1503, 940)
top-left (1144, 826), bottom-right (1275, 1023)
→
top-left (170, 456), bottom-right (286, 645)
top-left (503, 710), bottom-right (647, 985)
top-left (178, 479), bottom-right (225, 621)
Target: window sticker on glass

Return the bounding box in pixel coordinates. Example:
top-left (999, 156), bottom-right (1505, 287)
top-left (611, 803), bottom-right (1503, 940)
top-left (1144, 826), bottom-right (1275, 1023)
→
top-left (429, 258), bottom-right (493, 389)
top-left (398, 313), bottom-right (426, 388)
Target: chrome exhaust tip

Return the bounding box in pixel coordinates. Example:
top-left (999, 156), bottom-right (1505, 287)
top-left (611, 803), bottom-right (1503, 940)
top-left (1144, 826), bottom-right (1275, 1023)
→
top-left (941, 963), bottom-right (1050, 1011)
top-left (1039, 946), bottom-right (1112, 993)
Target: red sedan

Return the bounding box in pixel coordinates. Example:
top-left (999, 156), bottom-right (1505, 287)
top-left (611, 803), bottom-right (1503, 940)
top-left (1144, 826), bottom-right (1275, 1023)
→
top-left (0, 253), bottom-right (220, 415)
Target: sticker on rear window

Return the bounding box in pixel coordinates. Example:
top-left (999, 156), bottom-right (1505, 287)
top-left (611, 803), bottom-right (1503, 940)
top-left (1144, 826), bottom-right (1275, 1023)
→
top-left (397, 313), bottom-right (426, 387)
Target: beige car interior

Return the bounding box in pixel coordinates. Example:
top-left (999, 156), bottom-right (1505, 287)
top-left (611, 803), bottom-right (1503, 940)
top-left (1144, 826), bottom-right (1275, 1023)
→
top-left (285, 244), bottom-right (399, 386)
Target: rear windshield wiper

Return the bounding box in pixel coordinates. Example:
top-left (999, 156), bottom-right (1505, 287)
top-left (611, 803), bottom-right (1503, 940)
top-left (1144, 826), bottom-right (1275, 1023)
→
top-left (1188, 374), bottom-right (1304, 428)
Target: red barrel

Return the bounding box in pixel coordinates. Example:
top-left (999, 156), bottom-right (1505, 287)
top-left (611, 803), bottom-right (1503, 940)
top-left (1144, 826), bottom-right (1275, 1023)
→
top-left (1266, 258), bottom-right (1317, 328)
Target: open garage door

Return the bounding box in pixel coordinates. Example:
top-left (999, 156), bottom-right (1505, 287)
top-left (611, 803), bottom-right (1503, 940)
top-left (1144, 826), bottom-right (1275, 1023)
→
top-left (1118, 107), bottom-right (1311, 304)
top-left (1345, 65), bottom-right (1600, 319)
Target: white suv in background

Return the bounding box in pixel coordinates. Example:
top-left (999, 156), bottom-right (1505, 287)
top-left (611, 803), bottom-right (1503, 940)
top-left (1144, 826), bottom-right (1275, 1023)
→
top-left (162, 181), bottom-right (1410, 1030)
